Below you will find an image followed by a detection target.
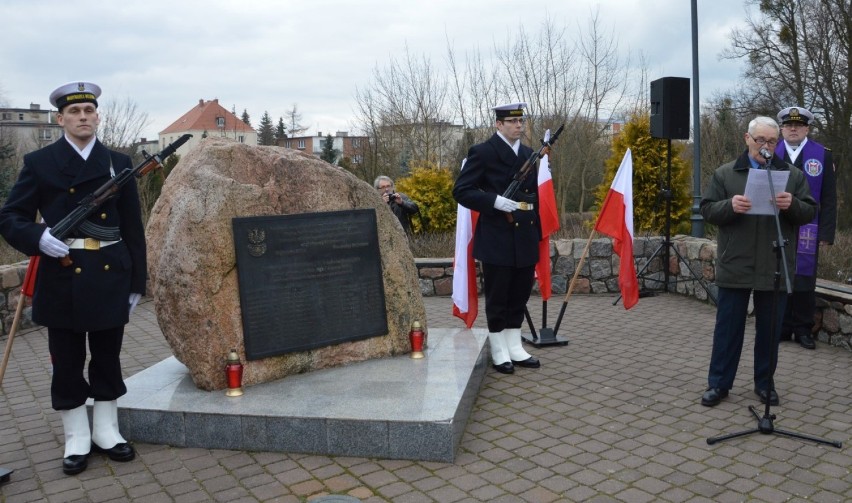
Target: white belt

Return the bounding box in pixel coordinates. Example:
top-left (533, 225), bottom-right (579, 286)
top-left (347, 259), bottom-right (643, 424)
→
top-left (517, 202), bottom-right (535, 211)
top-left (65, 238), bottom-right (121, 250)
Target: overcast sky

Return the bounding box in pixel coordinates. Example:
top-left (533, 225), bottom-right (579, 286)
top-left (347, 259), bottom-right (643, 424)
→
top-left (0, 0), bottom-right (754, 140)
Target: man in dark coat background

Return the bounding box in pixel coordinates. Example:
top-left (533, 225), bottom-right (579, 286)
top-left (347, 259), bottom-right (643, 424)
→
top-left (0, 81), bottom-right (146, 475)
top-left (453, 102), bottom-right (542, 375)
top-left (774, 106), bottom-right (837, 349)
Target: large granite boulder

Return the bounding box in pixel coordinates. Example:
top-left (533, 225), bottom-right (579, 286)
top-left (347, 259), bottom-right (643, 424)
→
top-left (146, 138), bottom-right (426, 391)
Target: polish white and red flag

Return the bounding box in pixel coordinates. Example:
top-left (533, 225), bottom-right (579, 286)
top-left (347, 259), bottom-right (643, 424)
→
top-left (594, 148), bottom-right (639, 309)
top-left (535, 130), bottom-right (559, 300)
top-left (452, 159), bottom-right (480, 328)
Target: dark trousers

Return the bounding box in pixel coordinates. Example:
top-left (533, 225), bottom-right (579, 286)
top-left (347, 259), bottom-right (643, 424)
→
top-left (707, 287), bottom-right (787, 392)
top-left (481, 262), bottom-right (535, 333)
top-left (48, 326), bottom-right (127, 410)
top-left (782, 287), bottom-right (816, 338)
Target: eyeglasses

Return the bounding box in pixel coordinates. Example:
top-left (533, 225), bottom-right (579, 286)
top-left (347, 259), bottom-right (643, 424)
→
top-left (501, 118), bottom-right (525, 124)
top-left (747, 133), bottom-right (778, 146)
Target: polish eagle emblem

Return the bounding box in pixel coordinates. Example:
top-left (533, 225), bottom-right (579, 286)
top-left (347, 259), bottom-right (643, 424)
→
top-left (246, 228), bottom-right (266, 257)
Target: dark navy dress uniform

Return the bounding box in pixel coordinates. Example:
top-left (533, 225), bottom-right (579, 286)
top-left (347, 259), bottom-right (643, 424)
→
top-left (453, 132), bottom-right (541, 332)
top-left (0, 136), bottom-right (146, 409)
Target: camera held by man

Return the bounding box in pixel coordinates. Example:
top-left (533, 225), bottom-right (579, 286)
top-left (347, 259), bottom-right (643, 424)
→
top-left (384, 190), bottom-right (400, 205)
top-left (374, 176), bottom-right (419, 234)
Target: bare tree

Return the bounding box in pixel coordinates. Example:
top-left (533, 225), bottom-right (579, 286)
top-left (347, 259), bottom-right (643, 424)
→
top-left (354, 46), bottom-right (453, 179)
top-left (97, 97), bottom-right (151, 154)
top-left (354, 11), bottom-right (639, 216)
top-left (491, 10), bottom-right (633, 213)
top-left (285, 104), bottom-right (308, 137)
top-left (722, 0), bottom-right (850, 227)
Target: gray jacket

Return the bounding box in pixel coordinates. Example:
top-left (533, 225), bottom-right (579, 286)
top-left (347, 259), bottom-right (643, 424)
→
top-left (700, 151), bottom-right (816, 291)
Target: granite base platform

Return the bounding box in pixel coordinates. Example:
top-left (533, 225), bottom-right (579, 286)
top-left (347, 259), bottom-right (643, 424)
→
top-left (113, 327), bottom-right (487, 463)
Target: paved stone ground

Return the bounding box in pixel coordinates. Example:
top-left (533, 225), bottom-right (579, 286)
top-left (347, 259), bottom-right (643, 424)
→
top-left (1, 293), bottom-right (850, 502)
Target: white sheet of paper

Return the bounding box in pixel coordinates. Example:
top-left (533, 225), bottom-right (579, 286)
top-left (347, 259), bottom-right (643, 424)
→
top-left (744, 168), bottom-right (790, 215)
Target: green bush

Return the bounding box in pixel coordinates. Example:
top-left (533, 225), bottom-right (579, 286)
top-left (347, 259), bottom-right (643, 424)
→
top-left (593, 112), bottom-right (692, 235)
top-left (395, 161), bottom-right (456, 233)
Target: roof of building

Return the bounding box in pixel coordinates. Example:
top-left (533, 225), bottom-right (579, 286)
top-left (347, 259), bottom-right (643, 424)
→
top-left (160, 99), bottom-right (255, 135)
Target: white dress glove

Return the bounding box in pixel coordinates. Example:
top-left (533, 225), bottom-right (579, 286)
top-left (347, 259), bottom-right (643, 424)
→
top-left (39, 228), bottom-right (69, 258)
top-left (493, 195), bottom-right (519, 213)
top-left (129, 293), bottom-right (142, 315)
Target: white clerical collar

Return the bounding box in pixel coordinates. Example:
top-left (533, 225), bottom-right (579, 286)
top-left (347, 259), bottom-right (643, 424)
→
top-left (65, 134), bottom-right (97, 160)
top-left (785, 136), bottom-right (808, 164)
top-left (496, 131), bottom-right (520, 155)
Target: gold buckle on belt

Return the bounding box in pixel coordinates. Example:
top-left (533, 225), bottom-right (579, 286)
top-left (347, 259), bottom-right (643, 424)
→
top-left (83, 238), bottom-right (100, 250)
top-left (517, 202), bottom-right (535, 211)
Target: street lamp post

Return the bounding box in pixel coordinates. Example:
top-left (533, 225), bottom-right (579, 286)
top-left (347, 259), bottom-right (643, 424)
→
top-left (690, 0), bottom-right (705, 237)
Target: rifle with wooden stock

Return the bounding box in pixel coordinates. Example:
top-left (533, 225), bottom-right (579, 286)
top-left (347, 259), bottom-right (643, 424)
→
top-left (502, 124), bottom-right (564, 222)
top-left (51, 133), bottom-right (192, 266)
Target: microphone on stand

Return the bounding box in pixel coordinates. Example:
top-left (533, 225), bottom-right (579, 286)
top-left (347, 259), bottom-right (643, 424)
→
top-left (759, 147), bottom-right (773, 166)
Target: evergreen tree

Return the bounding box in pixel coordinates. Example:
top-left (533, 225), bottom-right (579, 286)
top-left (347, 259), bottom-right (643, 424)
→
top-left (320, 134), bottom-right (340, 164)
top-left (593, 113), bottom-right (692, 235)
top-left (241, 109), bottom-right (251, 127)
top-left (0, 134), bottom-right (16, 201)
top-left (276, 117), bottom-right (287, 141)
top-left (257, 111), bottom-right (276, 145)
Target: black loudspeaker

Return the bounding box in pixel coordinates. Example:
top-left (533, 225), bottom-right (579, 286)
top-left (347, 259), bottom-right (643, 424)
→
top-left (650, 77), bottom-right (690, 139)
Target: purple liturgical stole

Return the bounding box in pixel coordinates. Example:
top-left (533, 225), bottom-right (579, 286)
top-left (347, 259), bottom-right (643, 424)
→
top-left (775, 140), bottom-right (825, 276)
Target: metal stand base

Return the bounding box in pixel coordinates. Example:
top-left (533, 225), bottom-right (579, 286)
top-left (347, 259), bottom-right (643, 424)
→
top-left (0, 467), bottom-right (12, 485)
top-left (707, 405), bottom-right (842, 448)
top-left (522, 328), bottom-right (569, 348)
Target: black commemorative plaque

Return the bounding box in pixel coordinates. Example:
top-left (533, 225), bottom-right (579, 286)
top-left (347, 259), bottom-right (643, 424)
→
top-left (232, 209), bottom-right (388, 360)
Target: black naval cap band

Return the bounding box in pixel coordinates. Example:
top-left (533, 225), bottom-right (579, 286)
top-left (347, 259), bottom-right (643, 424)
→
top-left (496, 108), bottom-right (524, 119)
top-left (55, 93), bottom-right (98, 110)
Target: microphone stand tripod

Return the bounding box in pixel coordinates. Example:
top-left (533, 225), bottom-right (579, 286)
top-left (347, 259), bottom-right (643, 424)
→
top-left (707, 153), bottom-right (841, 448)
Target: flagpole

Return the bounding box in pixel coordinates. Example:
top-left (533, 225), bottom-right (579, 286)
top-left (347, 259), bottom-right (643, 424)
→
top-left (552, 229), bottom-right (597, 335)
top-left (0, 292), bottom-right (26, 386)
top-left (0, 256), bottom-right (38, 387)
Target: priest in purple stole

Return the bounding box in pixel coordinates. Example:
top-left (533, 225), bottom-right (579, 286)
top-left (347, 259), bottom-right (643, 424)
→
top-left (775, 107), bottom-right (837, 349)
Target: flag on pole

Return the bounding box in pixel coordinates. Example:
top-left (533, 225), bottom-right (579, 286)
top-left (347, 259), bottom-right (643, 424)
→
top-left (535, 130), bottom-right (560, 300)
top-left (452, 160), bottom-right (480, 327)
top-left (22, 256), bottom-right (39, 297)
top-left (594, 148), bottom-right (639, 309)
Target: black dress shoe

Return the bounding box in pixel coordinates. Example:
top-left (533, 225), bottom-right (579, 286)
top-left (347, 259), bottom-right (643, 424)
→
top-left (754, 388), bottom-right (780, 406)
top-left (62, 453), bottom-right (89, 475)
top-left (492, 362), bottom-right (515, 374)
top-left (91, 442), bottom-right (136, 462)
top-left (700, 387), bottom-right (729, 407)
top-left (511, 357), bottom-right (540, 368)
top-left (795, 334), bottom-right (816, 349)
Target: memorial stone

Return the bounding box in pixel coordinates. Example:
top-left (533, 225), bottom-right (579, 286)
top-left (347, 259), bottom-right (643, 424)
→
top-left (146, 138), bottom-right (426, 391)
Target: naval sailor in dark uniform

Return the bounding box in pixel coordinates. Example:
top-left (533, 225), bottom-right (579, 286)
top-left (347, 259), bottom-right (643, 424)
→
top-left (453, 102), bottom-right (542, 374)
top-left (0, 81), bottom-right (146, 475)
top-left (774, 106), bottom-right (837, 350)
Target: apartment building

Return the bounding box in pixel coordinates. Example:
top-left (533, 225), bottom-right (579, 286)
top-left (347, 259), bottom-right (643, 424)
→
top-left (0, 103), bottom-right (63, 153)
top-left (279, 131), bottom-right (368, 165)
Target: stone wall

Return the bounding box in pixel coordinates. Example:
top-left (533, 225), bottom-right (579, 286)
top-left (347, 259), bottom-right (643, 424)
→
top-left (0, 262), bottom-right (37, 336)
top-left (3, 235), bottom-right (851, 351)
top-left (416, 235), bottom-right (852, 352)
